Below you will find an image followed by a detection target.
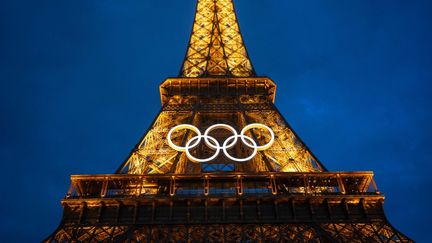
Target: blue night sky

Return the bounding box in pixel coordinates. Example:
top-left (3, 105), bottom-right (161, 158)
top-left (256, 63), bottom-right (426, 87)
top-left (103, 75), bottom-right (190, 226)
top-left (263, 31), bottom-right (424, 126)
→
top-left (1, 0), bottom-right (431, 241)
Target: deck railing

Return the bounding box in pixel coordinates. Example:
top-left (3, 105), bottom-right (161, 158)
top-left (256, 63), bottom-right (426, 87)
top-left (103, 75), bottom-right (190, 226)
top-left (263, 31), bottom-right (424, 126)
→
top-left (65, 172), bottom-right (379, 199)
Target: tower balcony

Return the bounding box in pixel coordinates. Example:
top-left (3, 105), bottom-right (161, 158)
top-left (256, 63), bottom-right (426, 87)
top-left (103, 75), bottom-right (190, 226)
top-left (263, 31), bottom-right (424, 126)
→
top-left (159, 77), bottom-right (277, 105)
top-left (65, 171), bottom-right (380, 200)
top-left (59, 172), bottom-right (385, 226)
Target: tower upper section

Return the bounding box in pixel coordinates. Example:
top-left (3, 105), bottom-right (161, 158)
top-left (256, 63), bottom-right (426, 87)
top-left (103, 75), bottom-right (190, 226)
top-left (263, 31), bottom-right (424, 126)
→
top-left (180, 0), bottom-right (255, 77)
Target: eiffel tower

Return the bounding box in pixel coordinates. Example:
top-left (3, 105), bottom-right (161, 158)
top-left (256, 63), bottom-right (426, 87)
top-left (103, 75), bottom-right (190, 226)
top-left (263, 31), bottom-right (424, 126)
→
top-left (46, 0), bottom-right (412, 242)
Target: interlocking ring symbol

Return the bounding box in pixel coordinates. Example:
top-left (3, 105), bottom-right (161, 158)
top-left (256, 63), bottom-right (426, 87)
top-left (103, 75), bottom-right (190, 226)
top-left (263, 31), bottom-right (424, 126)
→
top-left (167, 123), bottom-right (274, 163)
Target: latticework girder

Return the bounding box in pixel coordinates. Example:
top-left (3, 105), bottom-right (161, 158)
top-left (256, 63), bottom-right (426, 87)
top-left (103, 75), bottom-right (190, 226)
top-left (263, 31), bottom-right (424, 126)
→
top-left (47, 171), bottom-right (411, 242)
top-left (180, 0), bottom-right (255, 77)
top-left (124, 110), bottom-right (194, 175)
top-left (47, 223), bottom-right (412, 242)
top-left (119, 89), bottom-right (326, 174)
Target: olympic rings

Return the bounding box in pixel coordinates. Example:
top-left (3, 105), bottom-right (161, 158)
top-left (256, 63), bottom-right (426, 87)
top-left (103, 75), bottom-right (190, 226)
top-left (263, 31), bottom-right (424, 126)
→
top-left (167, 123), bottom-right (274, 163)
top-left (223, 135), bottom-right (257, 162)
top-left (241, 123), bottom-right (275, 151)
top-left (167, 124), bottom-right (201, 152)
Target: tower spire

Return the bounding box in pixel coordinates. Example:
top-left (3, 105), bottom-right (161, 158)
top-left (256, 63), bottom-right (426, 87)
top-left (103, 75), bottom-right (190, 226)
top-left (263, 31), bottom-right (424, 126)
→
top-left (180, 0), bottom-right (255, 77)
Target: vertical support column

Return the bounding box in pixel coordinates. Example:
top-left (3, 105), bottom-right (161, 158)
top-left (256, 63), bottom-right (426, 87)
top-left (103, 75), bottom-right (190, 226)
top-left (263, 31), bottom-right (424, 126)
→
top-left (326, 199), bottom-right (333, 220)
top-left (170, 176), bottom-right (176, 196)
top-left (274, 200), bottom-right (279, 220)
top-left (336, 174), bottom-right (346, 194)
top-left (236, 175), bottom-right (243, 195)
top-left (303, 174), bottom-right (310, 194)
top-left (291, 199), bottom-right (296, 220)
top-left (138, 175), bottom-right (144, 196)
top-left (100, 177), bottom-right (109, 198)
top-left (359, 175), bottom-right (371, 193)
top-left (74, 179), bottom-right (84, 198)
top-left (308, 198), bottom-right (315, 219)
top-left (361, 198), bottom-right (369, 219)
top-left (78, 201), bottom-right (87, 223)
top-left (370, 177), bottom-right (380, 194)
top-left (342, 199), bottom-right (350, 219)
top-left (270, 174), bottom-right (277, 195)
top-left (204, 175), bottom-right (210, 196)
top-left (97, 201), bottom-right (104, 223)
top-left (66, 181), bottom-right (74, 198)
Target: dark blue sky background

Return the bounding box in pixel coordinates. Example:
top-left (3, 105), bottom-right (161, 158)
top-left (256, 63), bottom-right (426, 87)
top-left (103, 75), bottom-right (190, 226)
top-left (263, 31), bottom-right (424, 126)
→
top-left (1, 0), bottom-right (431, 241)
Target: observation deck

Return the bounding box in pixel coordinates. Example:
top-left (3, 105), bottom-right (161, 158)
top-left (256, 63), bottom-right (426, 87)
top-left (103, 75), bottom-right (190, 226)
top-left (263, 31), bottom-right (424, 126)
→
top-left (60, 172), bottom-right (385, 226)
top-left (159, 77), bottom-right (277, 105)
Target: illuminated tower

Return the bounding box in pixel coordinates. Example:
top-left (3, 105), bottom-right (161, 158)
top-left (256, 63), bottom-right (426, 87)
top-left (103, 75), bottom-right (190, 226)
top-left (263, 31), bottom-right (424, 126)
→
top-left (46, 0), bottom-right (412, 241)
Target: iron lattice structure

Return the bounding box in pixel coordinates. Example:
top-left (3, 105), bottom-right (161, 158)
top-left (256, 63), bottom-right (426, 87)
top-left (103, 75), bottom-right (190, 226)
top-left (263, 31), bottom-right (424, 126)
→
top-left (180, 0), bottom-right (254, 77)
top-left (46, 0), bottom-right (412, 242)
